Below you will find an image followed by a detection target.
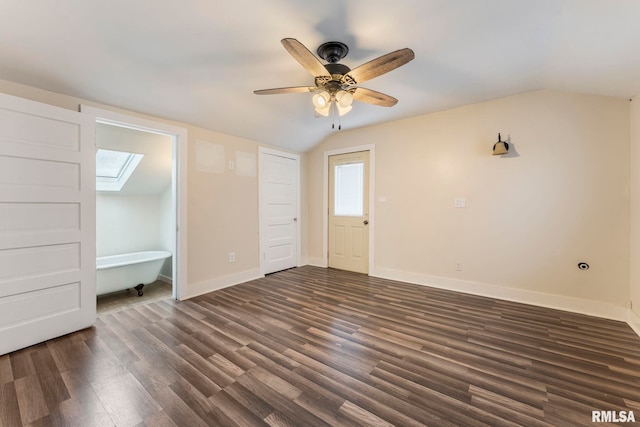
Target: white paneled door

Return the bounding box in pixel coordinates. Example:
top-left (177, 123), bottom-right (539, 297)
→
top-left (0, 93), bottom-right (96, 355)
top-left (329, 151), bottom-right (370, 274)
top-left (259, 148), bottom-right (299, 275)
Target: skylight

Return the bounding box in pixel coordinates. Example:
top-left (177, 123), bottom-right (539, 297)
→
top-left (96, 149), bottom-right (144, 191)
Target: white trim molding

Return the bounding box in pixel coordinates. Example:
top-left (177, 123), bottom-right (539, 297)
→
top-left (628, 309), bottom-right (640, 338)
top-left (373, 266), bottom-right (627, 322)
top-left (80, 105), bottom-right (188, 301)
top-left (158, 274), bottom-right (173, 285)
top-left (306, 257), bottom-right (326, 268)
top-left (184, 269), bottom-right (262, 299)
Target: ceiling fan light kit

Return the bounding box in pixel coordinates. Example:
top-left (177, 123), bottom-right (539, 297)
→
top-left (336, 90), bottom-right (353, 108)
top-left (312, 91), bottom-right (330, 109)
top-left (254, 38), bottom-right (415, 128)
top-left (313, 89), bottom-right (353, 117)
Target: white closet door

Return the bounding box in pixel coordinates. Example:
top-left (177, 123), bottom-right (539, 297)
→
top-left (259, 148), bottom-right (299, 275)
top-left (0, 92), bottom-right (96, 356)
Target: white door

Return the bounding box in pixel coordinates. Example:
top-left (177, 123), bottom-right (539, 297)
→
top-left (259, 148), bottom-right (299, 275)
top-left (0, 93), bottom-right (96, 356)
top-left (329, 151), bottom-right (370, 274)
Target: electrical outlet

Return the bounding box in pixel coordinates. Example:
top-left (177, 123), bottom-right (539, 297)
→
top-left (229, 160), bottom-right (235, 170)
top-left (229, 252), bottom-right (235, 262)
top-left (455, 261), bottom-right (463, 272)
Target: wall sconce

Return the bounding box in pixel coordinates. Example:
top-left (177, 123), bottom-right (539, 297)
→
top-left (492, 133), bottom-right (509, 155)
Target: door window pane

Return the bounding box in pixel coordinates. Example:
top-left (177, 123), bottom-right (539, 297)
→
top-left (334, 162), bottom-right (364, 216)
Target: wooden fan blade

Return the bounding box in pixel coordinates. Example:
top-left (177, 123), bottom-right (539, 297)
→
top-left (343, 48), bottom-right (414, 84)
top-left (253, 86), bottom-right (317, 95)
top-left (281, 38), bottom-right (331, 79)
top-left (353, 87), bottom-right (398, 107)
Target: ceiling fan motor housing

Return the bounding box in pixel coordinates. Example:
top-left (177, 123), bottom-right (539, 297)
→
top-left (325, 63), bottom-right (351, 75)
top-left (317, 41), bottom-right (349, 63)
top-left (315, 63), bottom-right (353, 88)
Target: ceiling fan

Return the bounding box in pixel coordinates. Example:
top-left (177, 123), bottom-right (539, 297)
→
top-left (254, 38), bottom-right (415, 121)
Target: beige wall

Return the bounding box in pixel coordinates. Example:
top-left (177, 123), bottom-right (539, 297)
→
top-left (0, 79), bottom-right (306, 298)
top-left (631, 95), bottom-right (640, 319)
top-left (187, 128), bottom-right (261, 286)
top-left (308, 90), bottom-right (630, 310)
top-left (0, 78), bottom-right (632, 317)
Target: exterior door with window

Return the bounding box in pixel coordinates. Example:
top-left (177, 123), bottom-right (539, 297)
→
top-left (0, 92), bottom-right (96, 355)
top-left (329, 151), bottom-right (370, 274)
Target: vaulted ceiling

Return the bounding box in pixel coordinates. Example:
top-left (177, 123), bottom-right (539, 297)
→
top-left (2, 1), bottom-right (640, 152)
top-left (96, 123), bottom-right (172, 195)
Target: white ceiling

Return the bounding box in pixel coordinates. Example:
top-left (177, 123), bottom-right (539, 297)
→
top-left (2, 1), bottom-right (640, 152)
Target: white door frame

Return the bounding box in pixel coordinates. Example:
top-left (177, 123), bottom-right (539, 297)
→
top-left (81, 106), bottom-right (188, 300)
top-left (258, 146), bottom-right (301, 275)
top-left (323, 144), bottom-right (375, 273)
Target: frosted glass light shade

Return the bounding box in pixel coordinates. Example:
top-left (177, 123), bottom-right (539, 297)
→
top-left (336, 90), bottom-right (353, 108)
top-left (312, 91), bottom-right (330, 108)
top-left (314, 104), bottom-right (330, 116)
top-left (336, 104), bottom-right (352, 116)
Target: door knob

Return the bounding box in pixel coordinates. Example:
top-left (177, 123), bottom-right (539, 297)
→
top-left (293, 217), bottom-right (298, 222)
top-left (363, 220), bottom-right (369, 225)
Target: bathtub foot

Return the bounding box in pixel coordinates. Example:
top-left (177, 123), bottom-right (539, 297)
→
top-left (134, 284), bottom-right (144, 297)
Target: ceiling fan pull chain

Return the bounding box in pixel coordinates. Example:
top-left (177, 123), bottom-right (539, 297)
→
top-left (331, 101), bottom-right (336, 129)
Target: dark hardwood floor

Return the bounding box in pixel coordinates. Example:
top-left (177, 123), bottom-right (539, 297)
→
top-left (1, 266), bottom-right (640, 426)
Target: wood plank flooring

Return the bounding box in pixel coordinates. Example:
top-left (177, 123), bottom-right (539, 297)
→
top-left (97, 280), bottom-right (172, 316)
top-left (1, 266), bottom-right (640, 426)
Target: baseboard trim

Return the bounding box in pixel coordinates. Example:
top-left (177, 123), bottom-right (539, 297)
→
top-left (628, 309), bottom-right (640, 338)
top-left (182, 269), bottom-right (262, 300)
top-left (177, 264), bottom-right (640, 339)
top-left (372, 267), bottom-right (626, 322)
top-left (306, 257), bottom-right (327, 268)
top-left (158, 274), bottom-right (173, 285)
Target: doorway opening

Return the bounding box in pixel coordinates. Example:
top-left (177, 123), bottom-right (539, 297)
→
top-left (81, 106), bottom-right (188, 300)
